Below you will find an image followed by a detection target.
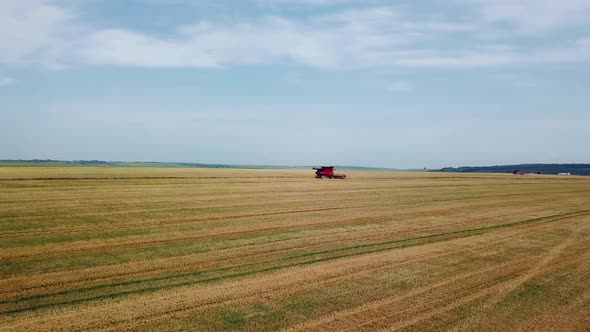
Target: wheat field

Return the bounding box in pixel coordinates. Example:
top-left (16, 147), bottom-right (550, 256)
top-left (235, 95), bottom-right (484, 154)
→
top-left (1, 167), bottom-right (590, 331)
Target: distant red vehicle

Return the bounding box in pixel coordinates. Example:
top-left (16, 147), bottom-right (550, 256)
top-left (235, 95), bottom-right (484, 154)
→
top-left (313, 166), bottom-right (346, 179)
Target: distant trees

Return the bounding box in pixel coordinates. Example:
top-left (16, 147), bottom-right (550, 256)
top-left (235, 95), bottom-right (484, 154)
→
top-left (437, 164), bottom-right (590, 176)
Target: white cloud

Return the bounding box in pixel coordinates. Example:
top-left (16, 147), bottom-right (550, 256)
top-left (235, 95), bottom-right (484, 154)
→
top-left (492, 73), bottom-right (537, 88)
top-left (257, 0), bottom-right (363, 7)
top-left (0, 0), bottom-right (73, 66)
top-left (1, 1), bottom-right (590, 70)
top-left (78, 7), bottom-right (415, 69)
top-left (577, 37), bottom-right (590, 48)
top-left (74, 7), bottom-right (487, 69)
top-left (0, 76), bottom-right (15, 86)
top-left (79, 28), bottom-right (220, 68)
top-left (385, 81), bottom-right (412, 92)
top-left (466, 0), bottom-right (590, 33)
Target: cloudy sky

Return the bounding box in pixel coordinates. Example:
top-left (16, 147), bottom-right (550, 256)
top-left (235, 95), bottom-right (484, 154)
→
top-left (1, 0), bottom-right (589, 168)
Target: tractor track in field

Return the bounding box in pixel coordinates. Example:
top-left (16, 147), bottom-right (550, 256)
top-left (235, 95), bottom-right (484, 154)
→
top-left (515, 287), bottom-right (590, 331)
top-left (111, 214), bottom-right (587, 331)
top-left (0, 204), bottom-right (373, 238)
top-left (14, 241), bottom-right (582, 332)
top-left (286, 238), bottom-right (590, 332)
top-left (0, 208), bottom-right (550, 300)
top-left (0, 196), bottom-right (556, 248)
top-left (1, 203), bottom-right (584, 271)
top-left (0, 206), bottom-right (387, 261)
top-left (2, 188), bottom-right (584, 241)
top-left (0, 187), bottom-right (546, 220)
top-left (117, 258), bottom-right (537, 332)
top-left (0, 176), bottom-right (303, 181)
top-left (142, 244), bottom-right (590, 332)
top-left (0, 204), bottom-right (553, 302)
top-left (0, 180), bottom-right (557, 197)
top-left (3, 183), bottom-right (584, 218)
top-left (2, 210), bottom-right (588, 316)
top-left (0, 175), bottom-right (523, 181)
top-left (0, 205), bottom-right (557, 301)
top-left (2, 200), bottom-right (584, 263)
top-left (448, 227), bottom-right (590, 332)
top-left (383, 243), bottom-right (590, 331)
top-left (0, 232), bottom-right (549, 331)
top-left (0, 187), bottom-right (386, 206)
top-left (1, 183), bottom-right (562, 213)
top-left (3, 184), bottom-right (579, 210)
top-left (381, 243), bottom-right (590, 332)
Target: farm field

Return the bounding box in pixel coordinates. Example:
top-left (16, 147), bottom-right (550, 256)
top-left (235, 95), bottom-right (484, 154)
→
top-left (1, 167), bottom-right (590, 331)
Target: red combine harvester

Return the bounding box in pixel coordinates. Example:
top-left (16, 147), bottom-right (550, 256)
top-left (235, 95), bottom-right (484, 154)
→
top-left (313, 166), bottom-right (346, 179)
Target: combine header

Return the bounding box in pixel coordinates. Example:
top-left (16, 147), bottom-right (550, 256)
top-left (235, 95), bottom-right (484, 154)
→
top-left (313, 166), bottom-right (346, 179)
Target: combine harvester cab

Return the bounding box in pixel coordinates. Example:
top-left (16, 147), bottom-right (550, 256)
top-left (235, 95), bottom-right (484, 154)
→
top-left (313, 166), bottom-right (346, 179)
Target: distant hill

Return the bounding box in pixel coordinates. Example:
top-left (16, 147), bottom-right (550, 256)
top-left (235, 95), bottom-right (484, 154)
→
top-left (436, 164), bottom-right (590, 176)
top-left (0, 159), bottom-right (228, 168)
top-left (0, 159), bottom-right (285, 168)
top-left (0, 159), bottom-right (396, 171)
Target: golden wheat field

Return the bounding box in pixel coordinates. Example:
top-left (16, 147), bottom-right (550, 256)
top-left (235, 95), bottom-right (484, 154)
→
top-left (1, 167), bottom-right (590, 331)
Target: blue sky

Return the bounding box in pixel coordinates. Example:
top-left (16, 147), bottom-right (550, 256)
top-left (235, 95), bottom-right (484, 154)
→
top-left (1, 0), bottom-right (589, 168)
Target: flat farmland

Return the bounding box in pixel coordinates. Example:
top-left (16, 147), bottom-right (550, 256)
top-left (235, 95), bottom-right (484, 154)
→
top-left (1, 167), bottom-right (590, 331)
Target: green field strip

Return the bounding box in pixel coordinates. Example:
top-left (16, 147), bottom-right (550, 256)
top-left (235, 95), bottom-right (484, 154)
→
top-left (0, 194), bottom-right (564, 248)
top-left (3, 183), bottom-right (585, 214)
top-left (3, 187), bottom-right (586, 235)
top-left (2, 200), bottom-right (587, 276)
top-left (3, 209), bottom-right (588, 316)
top-left (2, 186), bottom-right (585, 226)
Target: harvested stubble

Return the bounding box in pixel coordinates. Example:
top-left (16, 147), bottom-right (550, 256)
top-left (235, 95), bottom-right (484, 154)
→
top-left (1, 167), bottom-right (590, 331)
